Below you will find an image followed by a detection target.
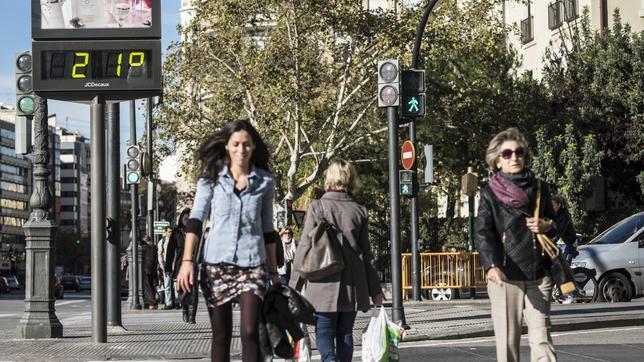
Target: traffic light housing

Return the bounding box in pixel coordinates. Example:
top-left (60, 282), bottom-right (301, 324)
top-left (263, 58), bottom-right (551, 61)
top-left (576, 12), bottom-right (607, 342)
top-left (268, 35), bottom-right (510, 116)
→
top-left (125, 145), bottom-right (142, 185)
top-left (399, 170), bottom-right (417, 197)
top-left (105, 217), bottom-right (114, 242)
top-left (15, 52), bottom-right (34, 116)
top-left (401, 69), bottom-right (426, 118)
top-left (377, 59), bottom-right (400, 107)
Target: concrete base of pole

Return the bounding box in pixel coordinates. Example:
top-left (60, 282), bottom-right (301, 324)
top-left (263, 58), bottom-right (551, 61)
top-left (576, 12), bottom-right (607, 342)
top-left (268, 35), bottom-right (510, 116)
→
top-left (16, 220), bottom-right (63, 339)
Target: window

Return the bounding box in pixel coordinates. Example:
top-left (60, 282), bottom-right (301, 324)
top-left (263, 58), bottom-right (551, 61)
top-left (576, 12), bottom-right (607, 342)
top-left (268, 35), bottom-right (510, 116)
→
top-left (60, 205), bottom-right (77, 212)
top-left (0, 181), bottom-right (25, 193)
top-left (60, 149), bottom-right (75, 155)
top-left (0, 198), bottom-right (27, 210)
top-left (521, 16), bottom-right (534, 44)
top-left (589, 215), bottom-right (644, 245)
top-left (0, 146), bottom-right (23, 159)
top-left (0, 129), bottom-right (15, 139)
top-left (1, 216), bottom-right (25, 227)
top-left (563, 0), bottom-right (578, 22)
top-left (0, 164), bottom-right (25, 176)
top-left (61, 177), bottom-right (77, 183)
top-left (61, 191), bottom-right (78, 197)
top-left (548, 1), bottom-right (563, 30)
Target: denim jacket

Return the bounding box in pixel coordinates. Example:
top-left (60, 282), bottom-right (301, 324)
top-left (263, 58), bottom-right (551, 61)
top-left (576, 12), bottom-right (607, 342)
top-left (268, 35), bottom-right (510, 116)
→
top-left (189, 165), bottom-right (275, 267)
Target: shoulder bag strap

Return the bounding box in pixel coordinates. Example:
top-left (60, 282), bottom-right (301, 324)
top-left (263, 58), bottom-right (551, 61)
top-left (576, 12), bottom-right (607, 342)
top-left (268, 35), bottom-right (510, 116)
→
top-left (533, 181), bottom-right (559, 259)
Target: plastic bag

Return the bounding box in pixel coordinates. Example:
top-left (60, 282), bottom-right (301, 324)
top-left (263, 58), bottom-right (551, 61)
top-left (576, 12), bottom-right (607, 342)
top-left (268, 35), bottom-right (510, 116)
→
top-left (385, 316), bottom-right (404, 361)
top-left (293, 323), bottom-right (312, 362)
top-left (361, 306), bottom-right (388, 362)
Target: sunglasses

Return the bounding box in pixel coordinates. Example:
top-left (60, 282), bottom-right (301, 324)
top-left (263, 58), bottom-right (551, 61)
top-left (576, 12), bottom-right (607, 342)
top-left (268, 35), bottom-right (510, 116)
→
top-left (500, 147), bottom-right (525, 160)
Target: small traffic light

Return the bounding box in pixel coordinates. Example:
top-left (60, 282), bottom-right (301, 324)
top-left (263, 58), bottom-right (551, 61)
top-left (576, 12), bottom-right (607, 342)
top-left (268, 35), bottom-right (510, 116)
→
top-left (106, 217), bottom-right (114, 242)
top-left (75, 240), bottom-right (80, 245)
top-left (377, 59), bottom-right (400, 107)
top-left (399, 169), bottom-right (417, 197)
top-left (284, 198), bottom-right (293, 226)
top-left (401, 69), bottom-right (426, 118)
top-left (125, 145), bottom-right (142, 184)
top-left (15, 52), bottom-right (34, 116)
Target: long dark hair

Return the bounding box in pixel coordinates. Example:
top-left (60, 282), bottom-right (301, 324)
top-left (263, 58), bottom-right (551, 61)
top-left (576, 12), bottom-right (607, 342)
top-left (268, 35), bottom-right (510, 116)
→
top-left (196, 120), bottom-right (270, 182)
top-left (176, 208), bottom-right (191, 229)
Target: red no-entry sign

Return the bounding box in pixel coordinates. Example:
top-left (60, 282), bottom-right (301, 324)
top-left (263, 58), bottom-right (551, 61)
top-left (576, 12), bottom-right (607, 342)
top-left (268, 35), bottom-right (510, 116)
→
top-left (401, 140), bottom-right (415, 170)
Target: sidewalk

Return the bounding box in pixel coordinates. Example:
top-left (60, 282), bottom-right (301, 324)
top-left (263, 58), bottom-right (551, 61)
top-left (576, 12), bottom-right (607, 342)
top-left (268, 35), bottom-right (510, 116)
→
top-left (1, 300), bottom-right (643, 361)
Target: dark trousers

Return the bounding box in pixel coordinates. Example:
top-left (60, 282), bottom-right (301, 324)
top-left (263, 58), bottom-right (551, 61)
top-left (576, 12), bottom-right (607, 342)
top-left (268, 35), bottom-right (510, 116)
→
top-left (315, 311), bottom-right (357, 362)
top-left (143, 273), bottom-right (157, 306)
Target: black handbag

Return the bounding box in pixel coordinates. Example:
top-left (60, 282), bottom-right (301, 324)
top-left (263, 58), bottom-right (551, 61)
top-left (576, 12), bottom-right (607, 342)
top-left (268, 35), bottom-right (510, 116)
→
top-left (534, 182), bottom-right (576, 296)
top-left (294, 201), bottom-right (345, 281)
top-left (181, 227), bottom-right (206, 324)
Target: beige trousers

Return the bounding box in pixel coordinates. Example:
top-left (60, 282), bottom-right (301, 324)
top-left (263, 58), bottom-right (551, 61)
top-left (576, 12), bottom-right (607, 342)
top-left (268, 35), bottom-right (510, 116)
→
top-left (487, 276), bottom-right (557, 362)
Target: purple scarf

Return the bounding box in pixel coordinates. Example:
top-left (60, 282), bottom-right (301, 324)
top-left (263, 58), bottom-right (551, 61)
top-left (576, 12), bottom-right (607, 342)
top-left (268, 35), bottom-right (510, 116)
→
top-left (489, 172), bottom-right (529, 209)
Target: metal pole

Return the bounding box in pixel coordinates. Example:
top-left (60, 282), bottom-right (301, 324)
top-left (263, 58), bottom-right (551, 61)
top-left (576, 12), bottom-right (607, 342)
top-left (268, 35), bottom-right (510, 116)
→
top-left (105, 102), bottom-right (122, 326)
top-left (409, 124), bottom-right (421, 301)
top-left (388, 106), bottom-right (406, 326)
top-left (90, 95), bottom-right (107, 343)
top-left (468, 194), bottom-right (476, 299)
top-left (146, 98), bottom-right (154, 241)
top-left (16, 96), bottom-right (63, 339)
top-left (128, 100), bottom-right (142, 310)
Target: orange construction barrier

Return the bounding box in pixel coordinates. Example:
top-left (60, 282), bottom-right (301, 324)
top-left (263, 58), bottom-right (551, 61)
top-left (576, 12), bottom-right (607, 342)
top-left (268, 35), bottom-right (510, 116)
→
top-left (401, 252), bottom-right (487, 299)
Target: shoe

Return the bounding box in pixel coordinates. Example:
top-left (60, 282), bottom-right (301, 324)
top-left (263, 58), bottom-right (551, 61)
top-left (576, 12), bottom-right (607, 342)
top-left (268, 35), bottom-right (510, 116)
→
top-left (163, 305), bottom-right (174, 310)
top-left (562, 296), bottom-right (574, 304)
top-left (148, 304), bottom-right (158, 310)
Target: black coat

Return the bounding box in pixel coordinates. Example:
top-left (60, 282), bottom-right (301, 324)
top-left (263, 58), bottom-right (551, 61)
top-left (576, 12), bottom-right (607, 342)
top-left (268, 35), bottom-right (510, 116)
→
top-left (554, 209), bottom-right (576, 245)
top-left (259, 284), bottom-right (316, 360)
top-left (165, 227), bottom-right (185, 277)
top-left (475, 180), bottom-right (558, 281)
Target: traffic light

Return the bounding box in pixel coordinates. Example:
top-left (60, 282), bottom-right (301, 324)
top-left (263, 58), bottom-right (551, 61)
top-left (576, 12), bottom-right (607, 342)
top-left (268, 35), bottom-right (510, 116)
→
top-left (377, 59), bottom-right (400, 107)
top-left (15, 52), bottom-right (34, 116)
top-left (284, 198), bottom-right (293, 226)
top-left (125, 145), bottom-right (142, 184)
top-left (106, 217), bottom-right (114, 242)
top-left (399, 170), bottom-right (417, 197)
top-left (401, 69), bottom-right (426, 118)
top-left (75, 240), bottom-right (80, 246)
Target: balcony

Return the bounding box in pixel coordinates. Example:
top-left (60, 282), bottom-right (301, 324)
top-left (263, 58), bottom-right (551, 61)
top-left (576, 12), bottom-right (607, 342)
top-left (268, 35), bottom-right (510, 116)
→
top-left (548, 1), bottom-right (564, 30)
top-left (521, 16), bottom-right (534, 44)
top-left (564, 0), bottom-right (578, 22)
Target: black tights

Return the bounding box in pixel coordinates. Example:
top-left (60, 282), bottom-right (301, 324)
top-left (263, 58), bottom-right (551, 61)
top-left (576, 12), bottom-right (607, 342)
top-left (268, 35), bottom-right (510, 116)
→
top-left (208, 292), bottom-right (261, 362)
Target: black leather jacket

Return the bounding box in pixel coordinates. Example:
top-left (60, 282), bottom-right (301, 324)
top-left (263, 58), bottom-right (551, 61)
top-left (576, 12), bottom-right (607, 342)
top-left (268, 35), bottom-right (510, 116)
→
top-left (475, 180), bottom-right (558, 281)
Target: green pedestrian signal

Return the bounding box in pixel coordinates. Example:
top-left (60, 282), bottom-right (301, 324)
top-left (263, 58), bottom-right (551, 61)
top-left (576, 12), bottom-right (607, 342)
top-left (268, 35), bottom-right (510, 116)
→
top-left (399, 170), bottom-right (417, 197)
top-left (75, 240), bottom-right (80, 245)
top-left (401, 69), bottom-right (426, 119)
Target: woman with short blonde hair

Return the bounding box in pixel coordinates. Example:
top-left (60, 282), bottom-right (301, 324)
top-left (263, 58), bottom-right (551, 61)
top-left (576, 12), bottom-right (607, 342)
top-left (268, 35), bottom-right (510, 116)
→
top-left (484, 127), bottom-right (531, 171)
top-left (324, 159), bottom-right (357, 194)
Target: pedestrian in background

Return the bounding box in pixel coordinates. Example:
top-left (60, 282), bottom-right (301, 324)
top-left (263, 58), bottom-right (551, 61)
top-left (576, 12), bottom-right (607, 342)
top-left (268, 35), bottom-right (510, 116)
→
top-left (176, 120), bottom-right (279, 362)
top-left (277, 226), bottom-right (297, 285)
top-left (158, 226), bottom-right (175, 309)
top-left (552, 195), bottom-right (577, 265)
top-left (142, 236), bottom-right (159, 310)
top-left (166, 208), bottom-right (191, 309)
top-left (475, 127), bottom-right (559, 362)
top-left (291, 159), bottom-right (384, 362)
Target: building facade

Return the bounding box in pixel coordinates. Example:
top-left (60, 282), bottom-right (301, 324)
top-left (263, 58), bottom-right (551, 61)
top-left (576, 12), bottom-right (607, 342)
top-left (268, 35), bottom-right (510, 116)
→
top-left (504, 0), bottom-right (644, 78)
top-left (0, 107), bottom-right (31, 278)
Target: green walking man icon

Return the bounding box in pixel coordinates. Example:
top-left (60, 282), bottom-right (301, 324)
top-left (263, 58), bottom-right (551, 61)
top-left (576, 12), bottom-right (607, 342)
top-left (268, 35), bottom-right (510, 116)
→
top-left (407, 96), bottom-right (419, 113)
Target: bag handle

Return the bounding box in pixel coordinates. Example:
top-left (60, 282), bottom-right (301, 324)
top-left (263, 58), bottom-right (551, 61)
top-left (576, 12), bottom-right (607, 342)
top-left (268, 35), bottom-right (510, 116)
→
top-left (533, 181), bottom-right (560, 260)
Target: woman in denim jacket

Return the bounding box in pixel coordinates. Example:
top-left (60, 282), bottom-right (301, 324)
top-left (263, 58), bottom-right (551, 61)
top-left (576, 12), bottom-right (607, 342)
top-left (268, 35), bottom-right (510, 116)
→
top-left (176, 120), bottom-right (280, 362)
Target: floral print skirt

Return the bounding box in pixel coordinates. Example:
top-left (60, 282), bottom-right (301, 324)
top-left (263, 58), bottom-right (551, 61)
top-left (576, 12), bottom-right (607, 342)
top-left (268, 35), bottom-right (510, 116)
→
top-left (199, 263), bottom-right (266, 307)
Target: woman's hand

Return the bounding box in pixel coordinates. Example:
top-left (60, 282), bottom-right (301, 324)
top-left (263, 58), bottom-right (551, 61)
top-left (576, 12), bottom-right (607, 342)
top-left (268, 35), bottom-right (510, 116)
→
top-left (486, 267), bottom-right (505, 286)
top-left (526, 217), bottom-right (552, 234)
top-left (176, 261), bottom-right (194, 293)
top-left (372, 293), bottom-right (384, 306)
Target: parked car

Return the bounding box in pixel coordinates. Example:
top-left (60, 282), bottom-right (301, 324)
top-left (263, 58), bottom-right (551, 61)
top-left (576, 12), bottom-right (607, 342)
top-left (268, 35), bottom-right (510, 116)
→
top-left (0, 276), bottom-right (9, 293)
top-left (53, 275), bottom-right (64, 300)
top-left (572, 212), bottom-right (644, 302)
top-left (6, 275), bottom-right (20, 290)
top-left (78, 275), bottom-right (91, 291)
top-left (61, 274), bottom-right (80, 291)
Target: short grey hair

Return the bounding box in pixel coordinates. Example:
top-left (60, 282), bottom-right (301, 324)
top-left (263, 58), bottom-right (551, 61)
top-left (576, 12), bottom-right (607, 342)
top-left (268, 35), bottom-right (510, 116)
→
top-left (485, 127), bottom-right (531, 171)
top-left (324, 159), bottom-right (357, 194)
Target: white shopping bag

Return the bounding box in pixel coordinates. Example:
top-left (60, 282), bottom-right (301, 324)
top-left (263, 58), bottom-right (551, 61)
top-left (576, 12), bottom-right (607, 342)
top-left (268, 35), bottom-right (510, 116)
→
top-left (361, 306), bottom-right (388, 362)
top-left (294, 324), bottom-right (312, 362)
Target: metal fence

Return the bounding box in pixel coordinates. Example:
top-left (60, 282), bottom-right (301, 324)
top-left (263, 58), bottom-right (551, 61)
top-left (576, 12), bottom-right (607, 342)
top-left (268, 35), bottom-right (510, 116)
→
top-left (401, 252), bottom-right (487, 298)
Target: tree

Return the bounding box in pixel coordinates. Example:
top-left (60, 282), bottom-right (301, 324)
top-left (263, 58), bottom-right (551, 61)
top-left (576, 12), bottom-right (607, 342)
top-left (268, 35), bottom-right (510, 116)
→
top-left (158, 0), bottom-right (405, 202)
top-left (538, 9), bottom-right (644, 232)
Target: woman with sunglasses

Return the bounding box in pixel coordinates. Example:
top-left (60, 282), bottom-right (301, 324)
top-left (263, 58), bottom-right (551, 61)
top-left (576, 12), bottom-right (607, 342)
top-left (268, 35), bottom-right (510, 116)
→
top-left (475, 128), bottom-right (559, 362)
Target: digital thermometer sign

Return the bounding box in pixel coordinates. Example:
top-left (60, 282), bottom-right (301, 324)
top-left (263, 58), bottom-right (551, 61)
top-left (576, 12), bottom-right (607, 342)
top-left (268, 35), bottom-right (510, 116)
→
top-left (33, 40), bottom-right (161, 101)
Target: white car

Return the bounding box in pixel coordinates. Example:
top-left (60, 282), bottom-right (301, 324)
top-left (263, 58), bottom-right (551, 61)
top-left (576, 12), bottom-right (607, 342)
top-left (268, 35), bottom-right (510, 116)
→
top-left (572, 212), bottom-right (644, 302)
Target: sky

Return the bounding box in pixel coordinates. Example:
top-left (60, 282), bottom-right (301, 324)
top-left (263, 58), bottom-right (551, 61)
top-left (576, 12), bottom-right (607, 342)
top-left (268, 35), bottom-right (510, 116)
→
top-left (0, 0), bottom-right (182, 179)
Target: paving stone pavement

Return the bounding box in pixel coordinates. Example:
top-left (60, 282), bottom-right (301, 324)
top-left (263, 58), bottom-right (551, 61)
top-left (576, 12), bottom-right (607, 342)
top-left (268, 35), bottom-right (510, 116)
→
top-left (1, 299), bottom-right (643, 361)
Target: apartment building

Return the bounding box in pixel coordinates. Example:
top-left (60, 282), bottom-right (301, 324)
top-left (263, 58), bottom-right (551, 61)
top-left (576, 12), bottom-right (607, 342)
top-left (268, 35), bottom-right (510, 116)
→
top-left (504, 0), bottom-right (644, 78)
top-left (57, 128), bottom-right (91, 240)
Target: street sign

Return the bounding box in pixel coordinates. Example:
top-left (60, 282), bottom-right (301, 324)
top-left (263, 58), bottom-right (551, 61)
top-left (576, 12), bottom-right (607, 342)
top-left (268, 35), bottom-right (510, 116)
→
top-left (153, 221), bottom-right (170, 235)
top-left (401, 140), bottom-right (415, 170)
top-left (423, 144), bottom-right (434, 184)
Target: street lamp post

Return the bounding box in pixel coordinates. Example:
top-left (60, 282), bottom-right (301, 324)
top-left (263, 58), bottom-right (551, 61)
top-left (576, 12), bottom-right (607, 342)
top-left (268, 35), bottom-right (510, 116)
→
top-left (16, 95), bottom-right (63, 339)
